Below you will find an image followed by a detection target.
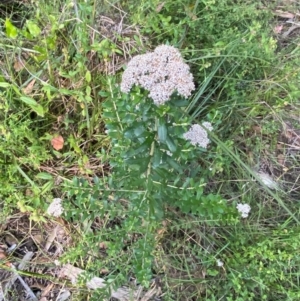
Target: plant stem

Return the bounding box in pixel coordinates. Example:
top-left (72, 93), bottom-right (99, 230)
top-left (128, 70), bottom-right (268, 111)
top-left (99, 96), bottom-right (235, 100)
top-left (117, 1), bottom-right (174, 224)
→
top-left (146, 117), bottom-right (157, 178)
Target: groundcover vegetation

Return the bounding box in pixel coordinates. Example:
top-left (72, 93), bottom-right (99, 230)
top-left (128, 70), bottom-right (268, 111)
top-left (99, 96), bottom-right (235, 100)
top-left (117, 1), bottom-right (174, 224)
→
top-left (0, 0), bottom-right (300, 300)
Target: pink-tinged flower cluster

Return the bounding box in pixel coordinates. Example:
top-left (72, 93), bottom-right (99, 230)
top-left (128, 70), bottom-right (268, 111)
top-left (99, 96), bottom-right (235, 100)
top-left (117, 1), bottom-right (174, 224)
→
top-left (47, 198), bottom-right (64, 217)
top-left (120, 45), bottom-right (195, 105)
top-left (183, 122), bottom-right (213, 148)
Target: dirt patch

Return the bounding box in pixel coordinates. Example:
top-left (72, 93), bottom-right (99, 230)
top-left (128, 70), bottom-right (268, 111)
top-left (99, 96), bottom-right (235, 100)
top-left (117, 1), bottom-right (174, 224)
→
top-left (0, 214), bottom-right (73, 301)
top-left (0, 214), bottom-right (163, 300)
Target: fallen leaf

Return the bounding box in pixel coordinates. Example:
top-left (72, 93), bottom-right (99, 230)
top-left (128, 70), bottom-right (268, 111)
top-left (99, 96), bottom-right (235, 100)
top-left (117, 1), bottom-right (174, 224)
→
top-left (22, 79), bottom-right (36, 95)
top-left (252, 125), bottom-right (262, 134)
top-left (0, 249), bottom-right (11, 267)
top-left (0, 244), bottom-right (7, 252)
top-left (32, 234), bottom-right (43, 245)
top-left (26, 188), bottom-right (33, 196)
top-left (276, 143), bottom-right (283, 151)
top-left (277, 154), bottom-right (285, 166)
top-left (0, 251), bottom-right (7, 260)
top-left (284, 129), bottom-right (294, 141)
top-left (41, 283), bottom-right (54, 299)
top-left (156, 2), bottom-right (165, 12)
top-left (273, 24), bottom-right (283, 34)
top-left (99, 242), bottom-right (107, 249)
top-left (274, 10), bottom-right (294, 19)
top-left (57, 115), bottom-right (63, 124)
top-left (51, 135), bottom-right (64, 151)
top-left (100, 268), bottom-right (109, 274)
top-left (14, 58), bottom-right (25, 72)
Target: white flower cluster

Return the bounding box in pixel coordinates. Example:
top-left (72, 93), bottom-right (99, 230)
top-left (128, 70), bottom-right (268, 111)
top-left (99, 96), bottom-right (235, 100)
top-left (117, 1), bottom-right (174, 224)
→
top-left (120, 45), bottom-right (195, 105)
top-left (47, 198), bottom-right (64, 217)
top-left (183, 122), bottom-right (213, 148)
top-left (236, 203), bottom-right (251, 218)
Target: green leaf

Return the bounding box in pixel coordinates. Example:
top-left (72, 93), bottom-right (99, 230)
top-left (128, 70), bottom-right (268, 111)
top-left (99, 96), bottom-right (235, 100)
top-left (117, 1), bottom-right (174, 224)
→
top-left (107, 131), bottom-right (119, 139)
top-left (5, 19), bottom-right (18, 38)
top-left (166, 157), bottom-right (183, 173)
top-left (125, 157), bottom-right (148, 165)
top-left (86, 85), bottom-right (91, 96)
top-left (20, 96), bottom-right (39, 106)
top-left (99, 91), bottom-right (109, 97)
top-left (158, 119), bottom-right (167, 142)
top-left (132, 138), bottom-right (152, 156)
top-left (123, 128), bottom-right (135, 139)
top-left (134, 125), bottom-right (146, 137)
top-left (41, 180), bottom-right (54, 194)
top-left (166, 135), bottom-right (177, 152)
top-left (20, 96), bottom-right (44, 117)
top-left (102, 111), bottom-right (116, 118)
top-left (152, 147), bottom-right (162, 168)
top-left (125, 156), bottom-right (150, 173)
top-left (37, 104), bottom-right (47, 116)
top-left (0, 82), bottom-right (11, 88)
top-left (58, 88), bottom-right (75, 96)
top-left (26, 20), bottom-right (41, 37)
top-left (85, 71), bottom-right (91, 83)
top-left (35, 172), bottom-right (53, 180)
top-left (169, 98), bottom-right (189, 107)
top-left (114, 48), bottom-right (123, 55)
top-left (207, 269), bottom-right (219, 276)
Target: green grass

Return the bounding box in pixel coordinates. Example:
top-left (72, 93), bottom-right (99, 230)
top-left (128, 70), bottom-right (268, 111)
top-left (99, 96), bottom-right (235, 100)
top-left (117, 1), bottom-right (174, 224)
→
top-left (1, 0), bottom-right (300, 300)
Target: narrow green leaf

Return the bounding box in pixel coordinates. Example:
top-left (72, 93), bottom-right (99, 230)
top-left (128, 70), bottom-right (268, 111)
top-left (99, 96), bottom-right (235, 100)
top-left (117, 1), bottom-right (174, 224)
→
top-left (102, 111), bottom-right (116, 118)
top-left (20, 96), bottom-right (44, 116)
top-left (124, 129), bottom-right (135, 139)
top-left (132, 138), bottom-right (152, 156)
top-left (158, 119), bottom-right (167, 142)
top-left (58, 88), bottom-right (75, 96)
top-left (139, 157), bottom-right (151, 173)
top-left (107, 131), bottom-right (119, 139)
top-left (125, 157), bottom-right (147, 165)
top-left (166, 157), bottom-right (183, 173)
top-left (0, 82), bottom-right (10, 88)
top-left (152, 147), bottom-right (162, 168)
top-left (41, 180), bottom-right (54, 194)
top-left (166, 135), bottom-right (177, 152)
top-left (125, 157), bottom-right (151, 173)
top-left (169, 98), bottom-right (189, 107)
top-left (134, 125), bottom-right (146, 137)
top-left (99, 91), bottom-right (109, 97)
top-left (152, 167), bottom-right (168, 179)
top-left (20, 96), bottom-right (39, 106)
top-left (36, 172), bottom-right (53, 180)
